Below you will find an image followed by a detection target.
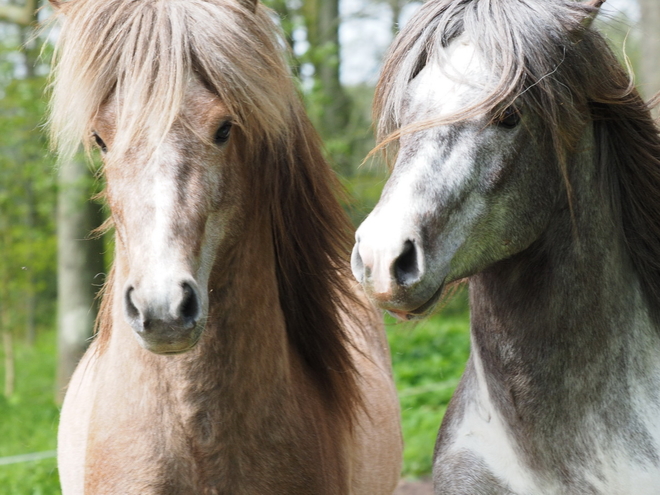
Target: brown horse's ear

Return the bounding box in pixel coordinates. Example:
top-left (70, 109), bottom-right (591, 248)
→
top-left (237, 0), bottom-right (258, 13)
top-left (582, 0), bottom-right (605, 28)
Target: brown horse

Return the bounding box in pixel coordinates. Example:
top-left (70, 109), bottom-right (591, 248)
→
top-left (48, 0), bottom-right (402, 493)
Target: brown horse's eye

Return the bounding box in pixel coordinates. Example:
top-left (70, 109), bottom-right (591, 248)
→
top-left (92, 131), bottom-right (108, 153)
top-left (495, 107), bottom-right (521, 129)
top-left (214, 121), bottom-right (232, 145)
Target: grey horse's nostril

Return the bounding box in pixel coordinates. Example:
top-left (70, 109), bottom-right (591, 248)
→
top-left (351, 241), bottom-right (365, 283)
top-left (394, 240), bottom-right (420, 286)
top-left (178, 282), bottom-right (200, 326)
top-left (125, 286), bottom-right (140, 320)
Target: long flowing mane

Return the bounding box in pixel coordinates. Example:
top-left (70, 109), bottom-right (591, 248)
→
top-left (374, 0), bottom-right (660, 310)
top-left (48, 0), bottom-right (362, 416)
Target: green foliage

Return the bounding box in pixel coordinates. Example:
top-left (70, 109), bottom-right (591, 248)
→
top-left (264, 0), bottom-right (389, 206)
top-left (303, 69), bottom-right (381, 188)
top-left (595, 11), bottom-right (642, 91)
top-left (387, 290), bottom-right (471, 478)
top-left (332, 84), bottom-right (392, 224)
top-left (0, 330), bottom-right (60, 494)
top-left (0, 22), bottom-right (58, 344)
top-left (0, 71), bottom-right (57, 341)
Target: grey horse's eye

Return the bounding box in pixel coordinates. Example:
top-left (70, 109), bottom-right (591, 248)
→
top-left (214, 121), bottom-right (233, 145)
top-left (495, 107), bottom-right (521, 129)
top-left (92, 131), bottom-right (108, 153)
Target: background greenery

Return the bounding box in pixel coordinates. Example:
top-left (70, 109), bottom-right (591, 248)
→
top-left (0, 0), bottom-right (648, 492)
top-left (0, 334), bottom-right (59, 494)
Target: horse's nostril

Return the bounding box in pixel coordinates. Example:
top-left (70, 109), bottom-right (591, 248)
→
top-left (125, 286), bottom-right (140, 320)
top-left (394, 240), bottom-right (420, 286)
top-left (178, 282), bottom-right (200, 324)
top-left (351, 242), bottom-right (365, 283)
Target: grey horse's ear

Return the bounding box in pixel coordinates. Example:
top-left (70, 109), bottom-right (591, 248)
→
top-left (48, 0), bottom-right (72, 13)
top-left (582, 0), bottom-right (606, 28)
top-left (237, 0), bottom-right (258, 13)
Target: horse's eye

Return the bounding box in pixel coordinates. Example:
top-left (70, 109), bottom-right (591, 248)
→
top-left (92, 131), bottom-right (108, 153)
top-left (495, 107), bottom-right (521, 129)
top-left (214, 121), bottom-right (232, 145)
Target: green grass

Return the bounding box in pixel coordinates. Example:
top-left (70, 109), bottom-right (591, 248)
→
top-left (0, 292), bottom-right (471, 491)
top-left (386, 289), bottom-right (471, 478)
top-left (0, 331), bottom-right (61, 495)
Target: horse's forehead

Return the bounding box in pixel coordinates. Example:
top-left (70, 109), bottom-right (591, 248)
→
top-left (181, 79), bottom-right (229, 126)
top-left (96, 78), bottom-right (229, 134)
top-left (405, 36), bottom-right (486, 121)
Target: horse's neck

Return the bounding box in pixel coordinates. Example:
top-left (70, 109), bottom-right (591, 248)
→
top-left (469, 200), bottom-right (658, 416)
top-left (108, 218), bottom-right (295, 418)
top-left (95, 220), bottom-right (348, 492)
top-left (465, 129), bottom-right (660, 472)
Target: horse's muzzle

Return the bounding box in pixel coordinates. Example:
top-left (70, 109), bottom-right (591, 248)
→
top-left (124, 281), bottom-right (204, 354)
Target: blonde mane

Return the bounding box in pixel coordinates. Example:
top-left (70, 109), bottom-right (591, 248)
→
top-left (49, 0), bottom-right (293, 162)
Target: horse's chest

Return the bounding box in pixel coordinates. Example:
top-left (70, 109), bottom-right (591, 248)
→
top-left (436, 387), bottom-right (660, 494)
top-left (83, 435), bottom-right (335, 494)
top-left (84, 404), bottom-right (343, 495)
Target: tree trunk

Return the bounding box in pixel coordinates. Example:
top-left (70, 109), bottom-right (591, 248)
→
top-left (390, 0), bottom-right (403, 37)
top-left (317, 0), bottom-right (350, 134)
top-left (302, 0), bottom-right (351, 137)
top-left (0, 0), bottom-right (38, 26)
top-left (25, 287), bottom-right (36, 345)
top-left (4, 331), bottom-right (14, 398)
top-left (266, 0), bottom-right (299, 77)
top-left (24, 176), bottom-right (37, 345)
top-left (639, 0), bottom-right (660, 106)
top-left (56, 158), bottom-right (105, 403)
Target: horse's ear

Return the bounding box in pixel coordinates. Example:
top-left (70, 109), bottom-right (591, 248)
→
top-left (581, 0), bottom-right (605, 28)
top-left (237, 0), bottom-right (258, 13)
top-left (48, 0), bottom-right (72, 14)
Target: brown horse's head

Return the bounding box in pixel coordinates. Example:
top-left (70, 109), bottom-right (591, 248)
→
top-left (48, 2), bottom-right (361, 422)
top-left (48, 0), bottom-right (300, 354)
top-left (94, 83), bottom-right (244, 353)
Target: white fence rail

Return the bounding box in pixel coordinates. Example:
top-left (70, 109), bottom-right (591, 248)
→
top-left (0, 450), bottom-right (57, 466)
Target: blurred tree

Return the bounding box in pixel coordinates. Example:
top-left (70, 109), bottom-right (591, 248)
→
top-left (0, 73), bottom-right (58, 366)
top-left (1, 0), bottom-right (48, 397)
top-left (0, 0), bottom-right (37, 26)
top-left (266, 0), bottom-right (299, 77)
top-left (300, 0), bottom-right (351, 138)
top-left (375, 0), bottom-right (413, 36)
top-left (639, 0), bottom-right (660, 102)
top-left (0, 0), bottom-right (104, 401)
top-left (264, 0), bottom-right (385, 205)
top-left (56, 156), bottom-right (104, 402)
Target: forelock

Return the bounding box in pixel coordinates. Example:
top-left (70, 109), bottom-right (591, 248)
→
top-left (48, 0), bottom-right (295, 163)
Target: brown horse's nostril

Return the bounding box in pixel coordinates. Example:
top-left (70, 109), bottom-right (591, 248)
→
top-left (123, 281), bottom-right (201, 337)
top-left (394, 240), bottom-right (421, 287)
top-left (122, 278), bottom-right (203, 354)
